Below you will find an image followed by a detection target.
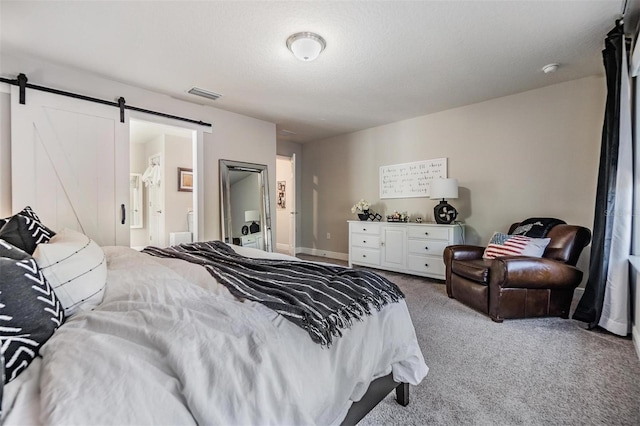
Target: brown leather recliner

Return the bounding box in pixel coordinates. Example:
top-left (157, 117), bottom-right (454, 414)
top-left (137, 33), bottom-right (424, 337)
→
top-left (443, 222), bottom-right (591, 322)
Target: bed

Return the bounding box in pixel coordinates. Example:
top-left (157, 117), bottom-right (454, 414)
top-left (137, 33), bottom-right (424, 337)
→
top-left (0, 210), bottom-right (428, 425)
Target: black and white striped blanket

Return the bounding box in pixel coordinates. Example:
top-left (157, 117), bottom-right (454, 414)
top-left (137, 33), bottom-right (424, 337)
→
top-left (142, 241), bottom-right (404, 346)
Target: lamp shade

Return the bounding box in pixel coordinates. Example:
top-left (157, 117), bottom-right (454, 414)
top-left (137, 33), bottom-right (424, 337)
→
top-left (245, 210), bottom-right (260, 222)
top-left (430, 178), bottom-right (458, 199)
top-left (286, 32), bottom-right (326, 61)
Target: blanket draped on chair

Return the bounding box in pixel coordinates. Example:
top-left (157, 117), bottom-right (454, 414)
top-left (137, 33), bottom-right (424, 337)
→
top-left (143, 241), bottom-right (404, 346)
top-left (511, 217), bottom-right (566, 238)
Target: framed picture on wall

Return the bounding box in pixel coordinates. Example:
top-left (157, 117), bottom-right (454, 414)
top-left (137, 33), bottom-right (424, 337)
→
top-left (178, 167), bottom-right (193, 192)
top-left (277, 181), bottom-right (286, 209)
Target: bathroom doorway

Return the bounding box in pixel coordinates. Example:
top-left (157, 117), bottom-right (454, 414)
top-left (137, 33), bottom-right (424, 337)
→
top-left (130, 119), bottom-right (196, 249)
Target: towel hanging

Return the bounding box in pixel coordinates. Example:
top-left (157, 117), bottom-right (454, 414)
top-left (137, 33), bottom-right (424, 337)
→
top-left (142, 163), bottom-right (161, 187)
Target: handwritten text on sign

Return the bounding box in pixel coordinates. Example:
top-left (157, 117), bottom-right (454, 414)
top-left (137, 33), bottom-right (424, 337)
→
top-left (379, 158), bottom-right (447, 199)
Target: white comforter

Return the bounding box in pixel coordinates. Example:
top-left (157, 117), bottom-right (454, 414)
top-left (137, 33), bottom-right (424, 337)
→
top-left (3, 246), bottom-right (428, 425)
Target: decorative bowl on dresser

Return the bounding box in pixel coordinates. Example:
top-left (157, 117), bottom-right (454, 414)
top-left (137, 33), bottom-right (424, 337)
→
top-left (348, 220), bottom-right (464, 280)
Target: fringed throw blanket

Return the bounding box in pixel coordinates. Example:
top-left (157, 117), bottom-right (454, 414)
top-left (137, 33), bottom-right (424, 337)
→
top-left (511, 217), bottom-right (566, 238)
top-left (142, 241), bottom-right (404, 346)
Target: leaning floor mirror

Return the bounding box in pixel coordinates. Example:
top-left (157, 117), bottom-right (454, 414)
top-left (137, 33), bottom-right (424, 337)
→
top-left (219, 159), bottom-right (272, 252)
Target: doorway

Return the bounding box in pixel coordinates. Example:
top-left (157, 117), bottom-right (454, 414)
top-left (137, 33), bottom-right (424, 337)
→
top-left (130, 119), bottom-right (196, 249)
top-left (275, 154), bottom-right (296, 255)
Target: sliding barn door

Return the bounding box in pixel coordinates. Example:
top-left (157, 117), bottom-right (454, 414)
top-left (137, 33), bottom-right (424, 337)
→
top-left (10, 87), bottom-right (130, 246)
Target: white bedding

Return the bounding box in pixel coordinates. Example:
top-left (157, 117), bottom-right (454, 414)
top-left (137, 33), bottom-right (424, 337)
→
top-left (2, 245), bottom-right (428, 425)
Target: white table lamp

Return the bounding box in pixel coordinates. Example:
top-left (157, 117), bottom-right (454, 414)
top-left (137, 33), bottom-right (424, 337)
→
top-left (430, 178), bottom-right (459, 224)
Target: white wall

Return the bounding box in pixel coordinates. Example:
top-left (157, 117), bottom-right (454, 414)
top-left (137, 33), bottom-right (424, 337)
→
top-left (301, 76), bottom-right (606, 278)
top-left (0, 53), bottom-right (276, 242)
top-left (0, 92), bottom-right (10, 217)
top-left (129, 142), bottom-right (147, 247)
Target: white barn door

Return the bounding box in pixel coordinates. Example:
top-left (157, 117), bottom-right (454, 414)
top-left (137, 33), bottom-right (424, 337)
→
top-left (10, 87), bottom-right (130, 246)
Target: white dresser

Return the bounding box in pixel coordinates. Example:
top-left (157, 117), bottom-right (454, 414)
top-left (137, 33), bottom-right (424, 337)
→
top-left (348, 221), bottom-right (464, 280)
top-left (240, 234), bottom-right (264, 250)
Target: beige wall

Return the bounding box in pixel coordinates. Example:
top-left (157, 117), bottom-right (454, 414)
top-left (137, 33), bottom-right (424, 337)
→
top-left (164, 134), bottom-right (193, 237)
top-left (0, 53), bottom-right (276, 242)
top-left (301, 76), bottom-right (605, 274)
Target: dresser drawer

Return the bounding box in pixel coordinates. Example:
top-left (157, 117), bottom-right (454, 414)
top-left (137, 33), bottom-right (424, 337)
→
top-left (350, 222), bottom-right (380, 235)
top-left (407, 239), bottom-right (449, 256)
top-left (407, 255), bottom-right (445, 277)
top-left (351, 234), bottom-right (380, 249)
top-left (407, 226), bottom-right (450, 240)
top-left (351, 247), bottom-right (381, 266)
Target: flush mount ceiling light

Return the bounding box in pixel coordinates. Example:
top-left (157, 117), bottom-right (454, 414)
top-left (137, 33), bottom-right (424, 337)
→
top-left (542, 63), bottom-right (559, 74)
top-left (286, 32), bottom-right (326, 61)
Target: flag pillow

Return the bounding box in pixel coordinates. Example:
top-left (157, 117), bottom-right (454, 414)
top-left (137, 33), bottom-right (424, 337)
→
top-left (483, 232), bottom-right (550, 259)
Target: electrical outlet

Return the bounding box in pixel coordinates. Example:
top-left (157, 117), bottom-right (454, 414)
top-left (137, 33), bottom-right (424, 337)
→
top-left (326, 232), bottom-right (331, 239)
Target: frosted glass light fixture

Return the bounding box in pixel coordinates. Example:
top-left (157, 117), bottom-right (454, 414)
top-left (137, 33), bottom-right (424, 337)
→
top-left (286, 32), bottom-right (326, 61)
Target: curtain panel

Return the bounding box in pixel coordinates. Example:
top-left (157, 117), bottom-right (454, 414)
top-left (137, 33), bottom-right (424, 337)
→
top-left (573, 22), bottom-right (633, 336)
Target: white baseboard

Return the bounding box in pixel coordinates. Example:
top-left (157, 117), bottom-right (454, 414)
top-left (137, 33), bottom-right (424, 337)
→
top-left (298, 247), bottom-right (348, 262)
top-left (275, 243), bottom-right (291, 254)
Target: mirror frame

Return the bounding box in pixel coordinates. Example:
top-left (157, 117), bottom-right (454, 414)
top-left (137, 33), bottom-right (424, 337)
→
top-left (219, 159), bottom-right (272, 251)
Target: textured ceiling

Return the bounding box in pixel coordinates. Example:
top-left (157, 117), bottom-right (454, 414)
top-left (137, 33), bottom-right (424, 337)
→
top-left (0, 1), bottom-right (634, 144)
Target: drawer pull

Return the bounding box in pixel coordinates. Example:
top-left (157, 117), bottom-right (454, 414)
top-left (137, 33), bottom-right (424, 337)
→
top-left (363, 240), bottom-right (367, 243)
top-left (363, 228), bottom-right (367, 231)
top-left (424, 246), bottom-right (429, 250)
top-left (424, 263), bottom-right (429, 267)
top-left (424, 232), bottom-right (429, 235)
top-left (362, 254), bottom-right (367, 258)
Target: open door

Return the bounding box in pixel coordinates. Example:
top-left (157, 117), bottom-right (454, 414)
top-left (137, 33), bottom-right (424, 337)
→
top-left (276, 154), bottom-right (296, 255)
top-left (10, 87), bottom-right (129, 246)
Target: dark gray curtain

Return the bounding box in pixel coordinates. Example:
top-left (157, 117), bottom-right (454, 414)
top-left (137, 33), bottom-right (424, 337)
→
top-left (573, 22), bottom-right (626, 328)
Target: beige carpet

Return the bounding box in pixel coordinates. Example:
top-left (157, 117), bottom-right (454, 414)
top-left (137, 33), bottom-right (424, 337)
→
top-left (298, 254), bottom-right (640, 425)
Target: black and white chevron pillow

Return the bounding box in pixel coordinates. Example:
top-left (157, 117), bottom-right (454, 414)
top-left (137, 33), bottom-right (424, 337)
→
top-left (0, 254), bottom-right (65, 383)
top-left (0, 206), bottom-right (43, 228)
top-left (0, 214), bottom-right (55, 254)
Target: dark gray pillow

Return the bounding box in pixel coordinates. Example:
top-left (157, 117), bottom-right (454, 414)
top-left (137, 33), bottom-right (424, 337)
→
top-left (0, 214), bottom-right (55, 255)
top-left (0, 238), bottom-right (30, 260)
top-left (0, 256), bottom-right (65, 383)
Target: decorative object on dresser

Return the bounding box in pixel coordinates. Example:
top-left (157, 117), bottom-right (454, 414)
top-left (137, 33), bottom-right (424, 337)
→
top-left (386, 211), bottom-right (409, 222)
top-left (430, 178), bottom-right (459, 224)
top-left (351, 199), bottom-right (371, 220)
top-left (245, 210), bottom-right (260, 234)
top-left (443, 219), bottom-right (591, 322)
top-left (348, 221), bottom-right (464, 280)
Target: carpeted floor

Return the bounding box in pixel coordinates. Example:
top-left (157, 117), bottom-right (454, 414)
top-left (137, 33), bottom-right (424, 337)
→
top-left (298, 254), bottom-right (640, 425)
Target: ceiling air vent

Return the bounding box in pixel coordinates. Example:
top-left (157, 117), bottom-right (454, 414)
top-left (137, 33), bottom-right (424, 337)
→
top-left (187, 87), bottom-right (223, 101)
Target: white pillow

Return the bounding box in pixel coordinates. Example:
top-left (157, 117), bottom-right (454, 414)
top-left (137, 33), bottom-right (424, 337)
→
top-left (483, 232), bottom-right (551, 260)
top-left (33, 228), bottom-right (107, 317)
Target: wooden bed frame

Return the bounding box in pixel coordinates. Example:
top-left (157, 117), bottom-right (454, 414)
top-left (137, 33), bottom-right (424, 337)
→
top-left (341, 374), bottom-right (409, 425)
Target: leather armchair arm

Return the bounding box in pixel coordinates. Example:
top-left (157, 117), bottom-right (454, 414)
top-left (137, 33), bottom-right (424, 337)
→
top-left (489, 256), bottom-right (583, 290)
top-left (443, 245), bottom-right (485, 263)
